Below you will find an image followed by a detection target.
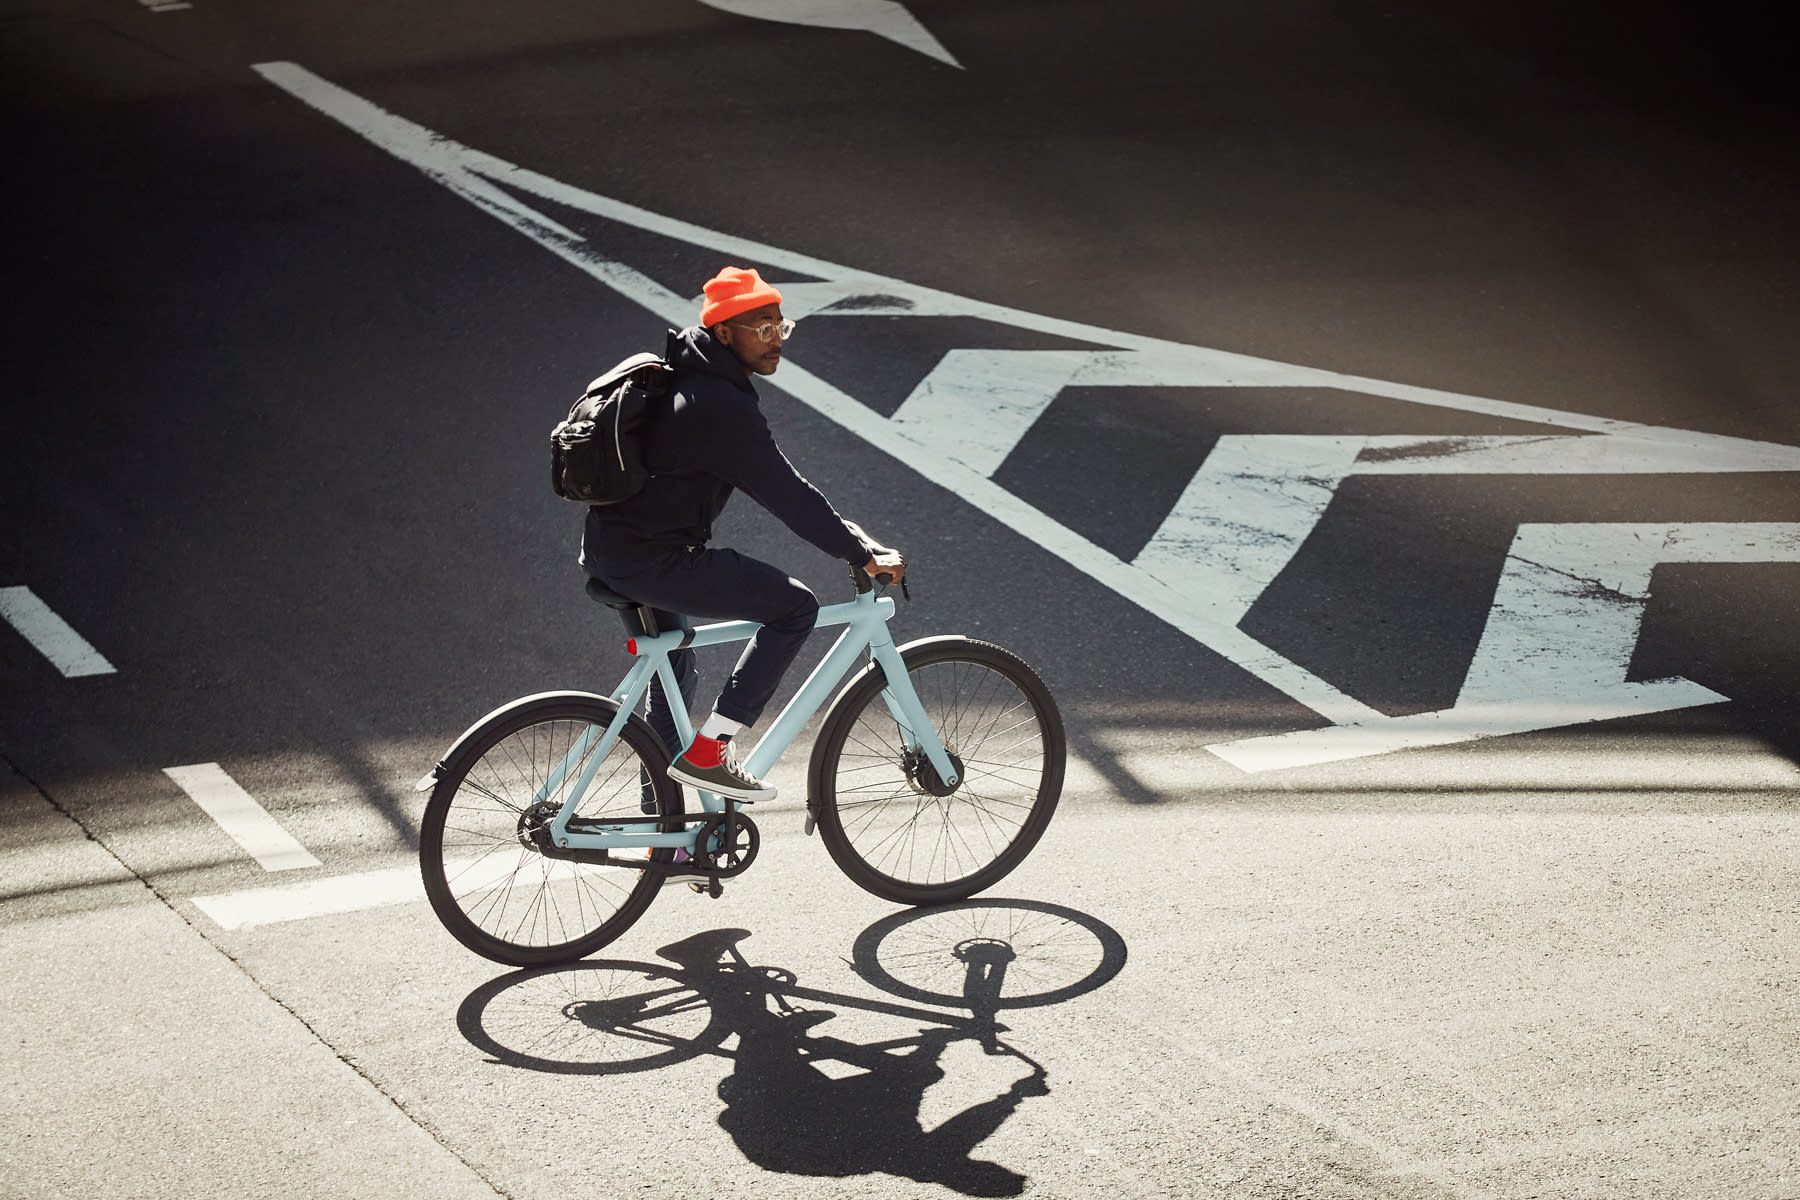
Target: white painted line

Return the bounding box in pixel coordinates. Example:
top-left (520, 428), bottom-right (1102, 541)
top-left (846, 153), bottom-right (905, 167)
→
top-left (1134, 435), bottom-right (1367, 624)
top-left (1208, 688), bottom-right (1730, 773)
top-left (248, 60), bottom-right (1800, 465)
top-left (697, 0), bottom-right (962, 68)
top-left (1350, 429), bottom-right (1800, 475)
top-left (1210, 522), bottom-right (1800, 771)
top-left (163, 763), bottom-right (322, 872)
top-left (0, 586), bottom-right (116, 677)
top-left (191, 853), bottom-right (634, 930)
top-left (252, 62), bottom-right (1800, 769)
top-left (246, 63), bottom-right (1382, 726)
top-left (193, 864), bottom-right (420, 930)
top-left (892, 349), bottom-right (1092, 476)
top-left (767, 358), bottom-right (1388, 725)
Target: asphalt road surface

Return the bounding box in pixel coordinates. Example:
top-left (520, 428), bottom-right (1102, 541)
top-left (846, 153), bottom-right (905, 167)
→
top-left (5, 2), bottom-right (1799, 1198)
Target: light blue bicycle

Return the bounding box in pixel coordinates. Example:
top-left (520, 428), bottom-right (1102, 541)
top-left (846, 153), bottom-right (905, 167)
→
top-left (417, 571), bottom-right (1065, 966)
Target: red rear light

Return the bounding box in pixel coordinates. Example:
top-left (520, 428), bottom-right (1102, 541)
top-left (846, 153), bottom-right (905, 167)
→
top-left (626, 638), bottom-right (638, 656)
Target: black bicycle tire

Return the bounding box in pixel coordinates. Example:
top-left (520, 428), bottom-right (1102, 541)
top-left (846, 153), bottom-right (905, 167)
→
top-left (809, 639), bottom-right (1064, 905)
top-left (419, 693), bottom-right (682, 966)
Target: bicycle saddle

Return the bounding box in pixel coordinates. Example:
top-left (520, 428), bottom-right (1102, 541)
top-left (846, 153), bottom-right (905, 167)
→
top-left (584, 577), bottom-right (664, 638)
top-left (583, 577), bottom-right (640, 609)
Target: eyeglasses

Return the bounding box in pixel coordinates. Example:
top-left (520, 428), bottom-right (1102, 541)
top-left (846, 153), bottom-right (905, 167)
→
top-left (730, 318), bottom-right (795, 343)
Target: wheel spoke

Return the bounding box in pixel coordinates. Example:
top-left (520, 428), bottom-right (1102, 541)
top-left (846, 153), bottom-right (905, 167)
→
top-left (420, 702), bottom-right (680, 965)
top-left (818, 647), bottom-right (1063, 900)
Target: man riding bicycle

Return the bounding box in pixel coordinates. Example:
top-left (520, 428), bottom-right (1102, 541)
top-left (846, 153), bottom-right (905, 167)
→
top-left (580, 266), bottom-right (905, 803)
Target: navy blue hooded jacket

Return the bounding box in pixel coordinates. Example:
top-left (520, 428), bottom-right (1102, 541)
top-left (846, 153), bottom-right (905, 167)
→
top-left (581, 326), bottom-right (868, 572)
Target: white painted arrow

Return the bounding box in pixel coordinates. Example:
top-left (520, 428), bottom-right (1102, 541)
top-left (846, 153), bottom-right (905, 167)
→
top-left (696, 0), bottom-right (962, 68)
top-left (1210, 522), bottom-right (1800, 772)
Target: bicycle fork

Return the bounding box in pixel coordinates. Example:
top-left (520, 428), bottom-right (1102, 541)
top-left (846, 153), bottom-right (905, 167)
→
top-left (865, 636), bottom-right (960, 788)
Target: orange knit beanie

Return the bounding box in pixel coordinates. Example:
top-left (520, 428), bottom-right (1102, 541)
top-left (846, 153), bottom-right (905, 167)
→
top-left (700, 266), bottom-right (783, 327)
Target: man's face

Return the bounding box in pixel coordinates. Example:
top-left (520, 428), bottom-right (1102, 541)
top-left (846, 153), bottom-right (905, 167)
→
top-left (715, 303), bottom-right (788, 376)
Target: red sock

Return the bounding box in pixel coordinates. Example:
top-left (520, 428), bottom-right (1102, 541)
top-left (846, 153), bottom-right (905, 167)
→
top-left (684, 734), bottom-right (726, 769)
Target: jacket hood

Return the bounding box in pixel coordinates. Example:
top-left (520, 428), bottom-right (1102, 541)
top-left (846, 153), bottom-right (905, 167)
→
top-left (666, 325), bottom-right (754, 392)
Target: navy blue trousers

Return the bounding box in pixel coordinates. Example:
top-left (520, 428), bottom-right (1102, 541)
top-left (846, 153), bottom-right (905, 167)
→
top-left (589, 545), bottom-right (821, 755)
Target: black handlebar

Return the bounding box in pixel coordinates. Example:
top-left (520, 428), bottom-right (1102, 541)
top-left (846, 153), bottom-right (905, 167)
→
top-left (851, 565), bottom-right (906, 597)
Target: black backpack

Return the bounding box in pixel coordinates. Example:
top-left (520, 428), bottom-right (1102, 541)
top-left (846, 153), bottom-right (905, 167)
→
top-left (550, 352), bottom-right (674, 505)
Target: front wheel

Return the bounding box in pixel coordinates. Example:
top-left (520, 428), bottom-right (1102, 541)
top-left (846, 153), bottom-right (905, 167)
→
top-left (419, 693), bottom-right (683, 966)
top-left (809, 639), bottom-right (1065, 905)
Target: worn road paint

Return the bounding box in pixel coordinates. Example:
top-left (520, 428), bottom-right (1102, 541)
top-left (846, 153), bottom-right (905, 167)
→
top-left (1133, 436), bottom-right (1369, 629)
top-left (164, 763), bottom-right (322, 872)
top-left (254, 62), bottom-right (1800, 770)
top-left (1212, 523), bottom-right (1800, 771)
top-left (0, 586), bottom-right (116, 677)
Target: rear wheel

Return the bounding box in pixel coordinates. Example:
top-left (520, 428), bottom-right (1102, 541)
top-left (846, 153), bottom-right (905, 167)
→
top-left (419, 693), bottom-right (682, 966)
top-left (809, 639), bottom-right (1064, 904)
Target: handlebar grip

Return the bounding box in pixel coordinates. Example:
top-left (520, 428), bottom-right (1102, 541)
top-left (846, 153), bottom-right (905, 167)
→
top-left (850, 564), bottom-right (909, 600)
top-left (850, 566), bottom-right (898, 594)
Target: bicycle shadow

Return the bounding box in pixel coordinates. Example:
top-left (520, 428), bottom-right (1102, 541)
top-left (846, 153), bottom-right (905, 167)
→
top-left (455, 900), bottom-right (1126, 1197)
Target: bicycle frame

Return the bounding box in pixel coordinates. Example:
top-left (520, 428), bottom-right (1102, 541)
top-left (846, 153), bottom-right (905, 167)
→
top-left (544, 586), bottom-right (958, 854)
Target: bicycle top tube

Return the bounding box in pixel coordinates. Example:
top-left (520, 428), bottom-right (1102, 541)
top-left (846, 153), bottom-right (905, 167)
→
top-left (624, 589), bottom-right (895, 658)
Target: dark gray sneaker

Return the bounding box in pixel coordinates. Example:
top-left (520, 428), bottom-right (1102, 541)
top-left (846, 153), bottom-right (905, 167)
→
top-left (667, 736), bottom-right (777, 802)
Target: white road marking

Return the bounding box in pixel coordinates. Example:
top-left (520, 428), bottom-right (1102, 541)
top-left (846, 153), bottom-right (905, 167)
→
top-left (696, 0), bottom-right (962, 68)
top-left (191, 853), bottom-right (635, 930)
top-left (163, 763), bottom-right (322, 872)
top-left (253, 62), bottom-right (1800, 770)
top-left (770, 358), bottom-right (1387, 724)
top-left (0, 586), bottom-right (116, 677)
top-left (194, 863), bottom-right (419, 929)
top-left (1134, 435), bottom-right (1368, 625)
top-left (1350, 428), bottom-right (1800, 475)
top-left (1212, 522), bottom-right (1800, 771)
top-left (892, 350), bottom-right (1092, 475)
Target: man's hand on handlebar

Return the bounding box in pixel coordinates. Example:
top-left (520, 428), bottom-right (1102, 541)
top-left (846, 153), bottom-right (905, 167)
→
top-left (861, 549), bottom-right (906, 586)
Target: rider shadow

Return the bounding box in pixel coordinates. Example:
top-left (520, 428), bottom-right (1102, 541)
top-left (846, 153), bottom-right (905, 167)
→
top-left (664, 929), bottom-right (1043, 1197)
top-left (457, 900), bottom-right (1127, 1197)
